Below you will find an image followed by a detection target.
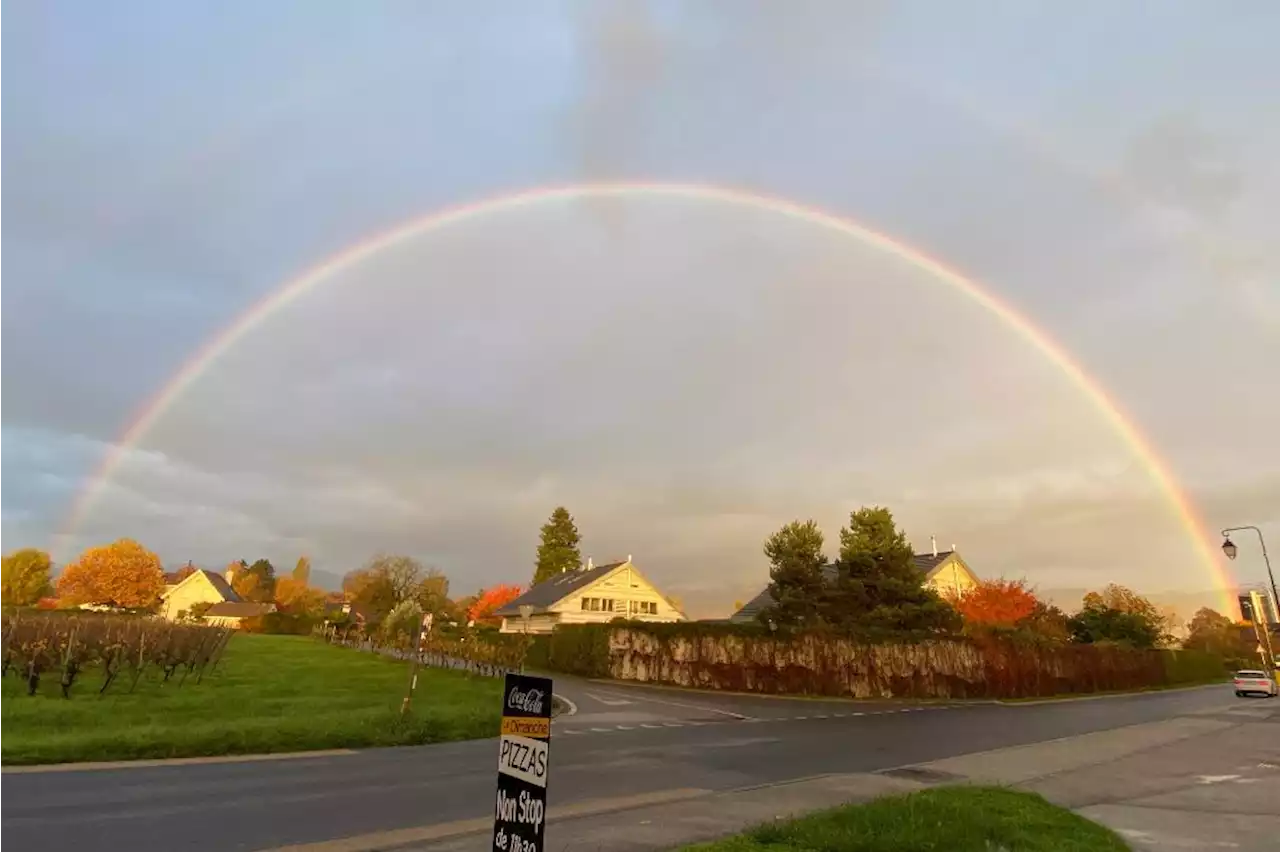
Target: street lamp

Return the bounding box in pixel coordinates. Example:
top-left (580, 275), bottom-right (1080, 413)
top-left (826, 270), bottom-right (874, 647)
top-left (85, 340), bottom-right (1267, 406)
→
top-left (1221, 526), bottom-right (1278, 624)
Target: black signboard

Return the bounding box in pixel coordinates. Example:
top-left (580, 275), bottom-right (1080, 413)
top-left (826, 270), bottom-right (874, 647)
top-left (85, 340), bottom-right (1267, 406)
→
top-left (492, 672), bottom-right (552, 852)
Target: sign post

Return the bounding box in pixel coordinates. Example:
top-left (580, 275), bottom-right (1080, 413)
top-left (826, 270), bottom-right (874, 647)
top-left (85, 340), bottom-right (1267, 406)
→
top-left (493, 672), bottom-right (552, 852)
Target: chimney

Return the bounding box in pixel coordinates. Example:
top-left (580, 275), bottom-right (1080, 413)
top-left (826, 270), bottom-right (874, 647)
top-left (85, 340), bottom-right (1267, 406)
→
top-left (626, 554), bottom-right (632, 563)
top-left (930, 535), bottom-right (938, 558)
top-left (952, 543), bottom-right (957, 553)
top-left (586, 557), bottom-right (593, 571)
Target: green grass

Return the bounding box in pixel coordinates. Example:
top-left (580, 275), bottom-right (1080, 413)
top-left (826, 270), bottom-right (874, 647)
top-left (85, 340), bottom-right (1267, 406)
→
top-left (1, 634), bottom-right (503, 766)
top-left (683, 786), bottom-right (1129, 852)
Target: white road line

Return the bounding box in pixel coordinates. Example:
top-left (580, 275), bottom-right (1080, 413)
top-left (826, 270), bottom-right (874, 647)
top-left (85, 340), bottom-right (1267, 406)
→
top-left (813, 714), bottom-right (828, 719)
top-left (640, 723), bottom-right (663, 729)
top-left (793, 716), bottom-right (808, 721)
top-left (590, 727), bottom-right (612, 732)
top-left (583, 691), bottom-right (634, 707)
top-left (662, 722), bottom-right (684, 728)
top-left (596, 689), bottom-right (756, 721)
top-left (615, 725), bottom-right (635, 730)
top-left (833, 713), bottom-right (846, 718)
top-left (851, 711), bottom-right (864, 716)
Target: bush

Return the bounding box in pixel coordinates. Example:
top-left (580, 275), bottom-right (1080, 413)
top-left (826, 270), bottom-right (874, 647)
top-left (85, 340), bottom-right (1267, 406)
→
top-left (1160, 648), bottom-right (1229, 684)
top-left (539, 625), bottom-right (612, 678)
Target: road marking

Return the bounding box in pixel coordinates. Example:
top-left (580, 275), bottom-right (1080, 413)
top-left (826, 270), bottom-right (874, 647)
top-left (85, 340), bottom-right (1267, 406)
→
top-left (562, 729), bottom-right (585, 735)
top-left (259, 788), bottom-right (713, 852)
top-left (583, 691), bottom-right (635, 707)
top-left (640, 723), bottom-right (663, 728)
top-left (601, 689), bottom-right (757, 721)
top-left (615, 725), bottom-right (635, 731)
top-left (554, 692), bottom-right (579, 717)
top-left (590, 727), bottom-right (612, 733)
top-left (793, 716), bottom-right (808, 721)
top-left (813, 714), bottom-right (828, 719)
top-left (662, 722), bottom-right (684, 728)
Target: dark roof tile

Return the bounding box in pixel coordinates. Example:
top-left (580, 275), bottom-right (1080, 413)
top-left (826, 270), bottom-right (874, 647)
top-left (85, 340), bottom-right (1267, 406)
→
top-left (494, 561), bottom-right (626, 617)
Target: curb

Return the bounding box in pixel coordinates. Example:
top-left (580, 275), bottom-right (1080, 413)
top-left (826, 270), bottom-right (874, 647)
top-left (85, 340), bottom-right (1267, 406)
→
top-left (2, 748), bottom-right (358, 775)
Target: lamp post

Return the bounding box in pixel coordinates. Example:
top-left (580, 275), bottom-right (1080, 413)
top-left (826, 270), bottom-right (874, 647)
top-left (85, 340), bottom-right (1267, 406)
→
top-left (1221, 526), bottom-right (1278, 624)
top-left (518, 605), bottom-right (535, 674)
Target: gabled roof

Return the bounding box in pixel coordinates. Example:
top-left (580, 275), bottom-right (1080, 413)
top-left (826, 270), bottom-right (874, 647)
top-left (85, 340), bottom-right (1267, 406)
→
top-left (162, 569), bottom-right (242, 603)
top-left (729, 551), bottom-right (971, 622)
top-left (494, 561), bottom-right (627, 617)
top-left (206, 601), bottom-right (275, 618)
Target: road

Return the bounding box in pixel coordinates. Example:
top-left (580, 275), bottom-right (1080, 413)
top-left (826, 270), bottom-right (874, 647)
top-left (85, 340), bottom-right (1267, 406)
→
top-left (2, 679), bottom-right (1234, 852)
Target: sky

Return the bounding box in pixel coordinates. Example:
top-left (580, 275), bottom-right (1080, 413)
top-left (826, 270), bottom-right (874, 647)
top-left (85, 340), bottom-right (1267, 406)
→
top-left (3, 1), bottom-right (1277, 619)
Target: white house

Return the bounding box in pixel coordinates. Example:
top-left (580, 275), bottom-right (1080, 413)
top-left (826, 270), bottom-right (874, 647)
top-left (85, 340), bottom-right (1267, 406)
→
top-left (495, 557), bottom-right (685, 634)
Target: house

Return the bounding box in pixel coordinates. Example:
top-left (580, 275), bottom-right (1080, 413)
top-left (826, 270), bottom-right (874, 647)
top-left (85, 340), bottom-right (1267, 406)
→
top-left (728, 546), bottom-right (980, 624)
top-left (159, 569), bottom-right (242, 621)
top-left (494, 556), bottom-right (686, 634)
top-left (205, 601), bottom-right (277, 628)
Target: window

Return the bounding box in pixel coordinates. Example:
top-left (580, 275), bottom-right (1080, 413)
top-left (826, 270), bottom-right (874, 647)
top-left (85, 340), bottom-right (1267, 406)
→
top-left (602, 599), bottom-right (615, 612)
top-left (630, 601), bottom-right (658, 615)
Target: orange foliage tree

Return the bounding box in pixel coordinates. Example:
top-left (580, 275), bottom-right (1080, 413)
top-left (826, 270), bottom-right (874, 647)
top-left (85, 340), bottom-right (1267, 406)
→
top-left (468, 584), bottom-right (524, 625)
top-left (56, 538), bottom-right (165, 609)
top-left (956, 578), bottom-right (1039, 627)
top-left (274, 576), bottom-right (326, 616)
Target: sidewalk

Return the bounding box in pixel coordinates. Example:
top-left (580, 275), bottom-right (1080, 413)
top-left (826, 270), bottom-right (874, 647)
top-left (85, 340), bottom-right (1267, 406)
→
top-left (283, 700), bottom-right (1278, 852)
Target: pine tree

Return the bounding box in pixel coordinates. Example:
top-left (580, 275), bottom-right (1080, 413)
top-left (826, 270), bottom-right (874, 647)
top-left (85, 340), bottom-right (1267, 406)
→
top-left (293, 555), bottom-right (311, 584)
top-left (533, 507), bottom-right (583, 585)
top-left (828, 506), bottom-right (960, 634)
top-left (761, 520), bottom-right (829, 628)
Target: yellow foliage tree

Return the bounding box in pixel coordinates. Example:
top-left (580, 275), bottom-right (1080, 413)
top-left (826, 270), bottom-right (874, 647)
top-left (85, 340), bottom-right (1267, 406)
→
top-left (274, 576), bottom-right (326, 616)
top-left (2, 548), bottom-right (53, 606)
top-left (56, 539), bottom-right (165, 609)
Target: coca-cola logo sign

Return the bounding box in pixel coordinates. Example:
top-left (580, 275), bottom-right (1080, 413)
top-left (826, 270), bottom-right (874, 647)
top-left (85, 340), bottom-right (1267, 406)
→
top-left (507, 687), bottom-right (545, 715)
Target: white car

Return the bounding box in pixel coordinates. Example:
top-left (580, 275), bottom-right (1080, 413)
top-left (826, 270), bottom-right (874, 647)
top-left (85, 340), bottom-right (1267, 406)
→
top-left (1233, 669), bottom-right (1278, 698)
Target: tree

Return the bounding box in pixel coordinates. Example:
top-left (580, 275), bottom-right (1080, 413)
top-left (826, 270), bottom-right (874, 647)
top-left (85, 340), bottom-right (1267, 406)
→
top-left (56, 539), bottom-right (165, 609)
top-left (533, 507), bottom-right (582, 585)
top-left (1078, 584), bottom-right (1170, 645)
top-left (469, 585), bottom-right (524, 625)
top-left (2, 548), bottom-right (53, 606)
top-left (760, 519), bottom-right (829, 628)
top-left (956, 579), bottom-right (1039, 627)
top-left (293, 556), bottom-right (312, 585)
top-left (342, 554), bottom-right (443, 620)
top-left (1068, 604), bottom-right (1161, 648)
top-left (274, 576), bottom-right (326, 616)
top-left (1183, 607), bottom-right (1250, 662)
top-left (234, 559), bottom-right (277, 603)
top-left (1020, 600), bottom-right (1071, 643)
top-left (827, 507), bottom-right (961, 634)
top-left (170, 562), bottom-right (198, 584)
top-left (381, 599), bottom-right (424, 647)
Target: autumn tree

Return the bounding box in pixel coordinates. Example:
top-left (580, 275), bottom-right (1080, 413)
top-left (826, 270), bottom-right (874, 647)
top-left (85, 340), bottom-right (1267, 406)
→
top-left (1183, 607), bottom-right (1249, 662)
top-left (827, 507), bottom-right (961, 635)
top-left (274, 576), bottom-right (326, 616)
top-left (342, 554), bottom-right (448, 621)
top-left (533, 507), bottom-right (582, 585)
top-left (293, 555), bottom-right (312, 585)
top-left (760, 519), bottom-right (829, 628)
top-left (1020, 600), bottom-right (1071, 643)
top-left (1076, 584), bottom-right (1170, 646)
top-left (2, 548), bottom-right (53, 606)
top-left (956, 579), bottom-right (1039, 627)
top-left (469, 584), bottom-right (524, 625)
top-left (234, 559), bottom-right (277, 603)
top-left (170, 562), bottom-right (198, 584)
top-left (56, 539), bottom-right (165, 609)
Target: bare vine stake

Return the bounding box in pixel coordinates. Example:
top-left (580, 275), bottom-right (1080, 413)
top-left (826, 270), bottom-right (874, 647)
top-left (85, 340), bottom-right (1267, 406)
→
top-left (128, 633), bottom-right (148, 693)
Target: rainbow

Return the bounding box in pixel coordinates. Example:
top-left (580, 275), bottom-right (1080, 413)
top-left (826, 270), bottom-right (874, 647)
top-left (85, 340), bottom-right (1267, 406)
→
top-left (60, 181), bottom-right (1234, 608)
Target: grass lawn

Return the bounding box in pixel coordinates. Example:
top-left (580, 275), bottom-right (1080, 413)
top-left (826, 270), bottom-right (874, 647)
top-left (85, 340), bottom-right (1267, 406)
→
top-left (2, 634), bottom-right (503, 766)
top-left (683, 786), bottom-right (1129, 852)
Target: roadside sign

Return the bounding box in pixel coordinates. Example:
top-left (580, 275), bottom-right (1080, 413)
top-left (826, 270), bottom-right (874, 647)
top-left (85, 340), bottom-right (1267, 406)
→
top-left (493, 672), bottom-right (552, 852)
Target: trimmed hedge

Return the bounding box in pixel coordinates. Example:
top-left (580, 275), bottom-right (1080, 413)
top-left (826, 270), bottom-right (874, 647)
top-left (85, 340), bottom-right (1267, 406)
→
top-left (1160, 647), bottom-right (1230, 684)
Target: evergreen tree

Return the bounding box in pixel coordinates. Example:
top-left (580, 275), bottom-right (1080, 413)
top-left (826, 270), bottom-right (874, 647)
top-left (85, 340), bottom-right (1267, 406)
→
top-left (533, 507), bottom-right (583, 585)
top-left (828, 507), bottom-right (960, 634)
top-left (293, 555), bottom-right (312, 585)
top-left (761, 520), bottom-right (829, 628)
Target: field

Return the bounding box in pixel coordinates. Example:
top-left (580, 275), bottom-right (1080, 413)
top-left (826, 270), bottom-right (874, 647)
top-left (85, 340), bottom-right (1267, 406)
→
top-left (683, 787), bottom-right (1128, 852)
top-left (2, 633), bottom-right (503, 766)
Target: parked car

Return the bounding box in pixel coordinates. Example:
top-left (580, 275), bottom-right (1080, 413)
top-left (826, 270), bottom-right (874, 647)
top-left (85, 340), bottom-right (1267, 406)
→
top-left (1233, 669), bottom-right (1278, 698)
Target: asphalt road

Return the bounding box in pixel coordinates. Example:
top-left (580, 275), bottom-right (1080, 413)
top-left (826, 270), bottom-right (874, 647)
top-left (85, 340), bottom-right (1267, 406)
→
top-left (2, 680), bottom-right (1234, 852)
